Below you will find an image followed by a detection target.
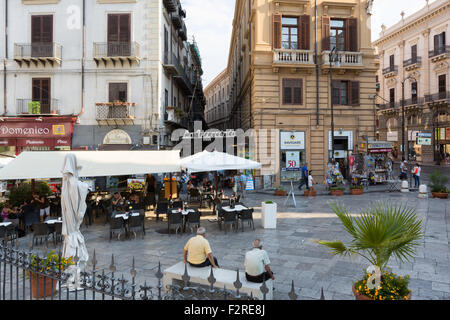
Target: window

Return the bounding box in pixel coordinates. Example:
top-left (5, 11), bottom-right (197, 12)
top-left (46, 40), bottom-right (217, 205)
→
top-left (164, 26), bottom-right (168, 64)
top-left (389, 88), bottom-right (395, 108)
top-left (438, 74), bottom-right (446, 99)
top-left (389, 55), bottom-right (395, 68)
top-left (31, 15), bottom-right (53, 57)
top-left (434, 32), bottom-right (446, 53)
top-left (411, 82), bottom-right (418, 104)
top-left (332, 80), bottom-right (360, 106)
top-left (282, 79), bottom-right (303, 105)
top-left (411, 45), bottom-right (417, 63)
top-left (109, 83), bottom-right (127, 102)
top-left (164, 89), bottom-right (168, 108)
top-left (107, 14), bottom-right (131, 56)
top-left (282, 17), bottom-right (298, 49)
top-left (330, 19), bottom-right (345, 51)
top-left (32, 78), bottom-right (51, 114)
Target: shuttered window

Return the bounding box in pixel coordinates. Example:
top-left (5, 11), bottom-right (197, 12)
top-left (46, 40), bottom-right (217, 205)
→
top-left (109, 83), bottom-right (128, 102)
top-left (434, 32), bottom-right (446, 52)
top-left (282, 79), bottom-right (303, 105)
top-left (299, 15), bottom-right (310, 50)
top-left (411, 44), bottom-right (417, 63)
top-left (322, 16), bottom-right (330, 51)
top-left (273, 14), bottom-right (282, 49)
top-left (107, 14), bottom-right (131, 56)
top-left (31, 15), bottom-right (53, 43)
top-left (346, 18), bottom-right (357, 52)
top-left (332, 80), bottom-right (360, 106)
top-left (323, 17), bottom-right (358, 52)
top-left (282, 17), bottom-right (298, 50)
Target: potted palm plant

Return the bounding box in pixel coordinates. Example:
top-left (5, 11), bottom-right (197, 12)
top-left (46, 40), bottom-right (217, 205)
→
top-left (428, 170), bottom-right (449, 199)
top-left (318, 201), bottom-right (423, 300)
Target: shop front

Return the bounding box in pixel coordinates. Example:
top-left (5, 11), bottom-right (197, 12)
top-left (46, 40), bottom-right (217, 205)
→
top-left (280, 131), bottom-right (306, 182)
top-left (386, 131), bottom-right (399, 159)
top-left (367, 141), bottom-right (393, 184)
top-left (0, 117), bottom-right (74, 155)
top-left (329, 130), bottom-right (353, 179)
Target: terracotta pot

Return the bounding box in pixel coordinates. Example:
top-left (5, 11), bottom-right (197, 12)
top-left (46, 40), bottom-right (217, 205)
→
top-left (432, 192), bottom-right (448, 199)
top-left (31, 274), bottom-right (57, 299)
top-left (304, 190), bottom-right (317, 197)
top-left (330, 189), bottom-right (344, 196)
top-left (274, 190), bottom-right (287, 196)
top-left (352, 284), bottom-right (412, 300)
top-left (350, 188), bottom-right (364, 195)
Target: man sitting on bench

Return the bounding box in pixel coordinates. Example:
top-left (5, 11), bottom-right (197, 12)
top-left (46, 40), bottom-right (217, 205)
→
top-left (244, 239), bottom-right (275, 283)
top-left (183, 227), bottom-right (219, 269)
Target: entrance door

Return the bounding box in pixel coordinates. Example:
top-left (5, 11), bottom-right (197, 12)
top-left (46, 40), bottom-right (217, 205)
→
top-left (108, 83), bottom-right (128, 118)
top-left (31, 15), bottom-right (53, 57)
top-left (32, 78), bottom-right (51, 114)
top-left (333, 137), bottom-right (349, 179)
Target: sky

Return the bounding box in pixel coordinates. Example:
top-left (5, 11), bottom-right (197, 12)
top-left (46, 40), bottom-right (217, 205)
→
top-left (181, 0), bottom-right (437, 87)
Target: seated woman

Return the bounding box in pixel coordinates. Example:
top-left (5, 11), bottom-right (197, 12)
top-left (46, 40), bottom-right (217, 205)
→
top-left (1, 203), bottom-right (11, 222)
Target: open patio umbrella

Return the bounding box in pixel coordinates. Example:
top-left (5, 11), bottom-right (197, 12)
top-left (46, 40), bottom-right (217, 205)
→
top-left (180, 150), bottom-right (262, 173)
top-left (61, 154), bottom-right (89, 270)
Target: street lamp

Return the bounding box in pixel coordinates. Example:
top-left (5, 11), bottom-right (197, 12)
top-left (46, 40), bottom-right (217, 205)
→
top-left (329, 47), bottom-right (341, 162)
top-left (401, 74), bottom-right (416, 161)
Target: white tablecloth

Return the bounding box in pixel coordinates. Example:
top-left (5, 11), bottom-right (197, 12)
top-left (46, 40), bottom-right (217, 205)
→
top-left (222, 205), bottom-right (248, 212)
top-left (115, 213), bottom-right (140, 220)
top-left (170, 209), bottom-right (195, 216)
top-left (45, 219), bottom-right (62, 225)
top-left (0, 222), bottom-right (12, 227)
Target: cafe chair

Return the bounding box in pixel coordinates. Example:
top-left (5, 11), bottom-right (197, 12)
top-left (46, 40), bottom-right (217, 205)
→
top-left (238, 209), bottom-right (255, 232)
top-left (128, 216), bottom-right (144, 240)
top-left (155, 201), bottom-right (169, 222)
top-left (188, 188), bottom-right (201, 206)
top-left (31, 223), bottom-right (50, 249)
top-left (172, 200), bottom-right (183, 210)
top-left (52, 222), bottom-right (63, 246)
top-left (186, 210), bottom-right (201, 233)
top-left (109, 218), bottom-right (125, 242)
top-left (167, 211), bottom-right (183, 236)
top-left (221, 211), bottom-right (238, 234)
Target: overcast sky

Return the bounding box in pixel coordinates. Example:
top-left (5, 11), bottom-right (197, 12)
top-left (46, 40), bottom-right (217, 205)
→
top-left (181, 0), bottom-right (436, 87)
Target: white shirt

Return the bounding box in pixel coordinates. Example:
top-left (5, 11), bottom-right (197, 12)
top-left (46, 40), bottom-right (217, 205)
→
top-left (308, 175), bottom-right (314, 188)
top-left (413, 166), bottom-right (421, 177)
top-left (244, 248), bottom-right (271, 276)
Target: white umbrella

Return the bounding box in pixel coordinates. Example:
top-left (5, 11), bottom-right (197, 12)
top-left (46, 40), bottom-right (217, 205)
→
top-left (61, 154), bottom-right (89, 267)
top-left (180, 150), bottom-right (262, 173)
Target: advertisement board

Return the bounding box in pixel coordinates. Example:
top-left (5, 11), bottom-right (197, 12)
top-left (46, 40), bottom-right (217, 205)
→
top-left (280, 132), bottom-right (305, 150)
top-left (285, 151), bottom-right (300, 171)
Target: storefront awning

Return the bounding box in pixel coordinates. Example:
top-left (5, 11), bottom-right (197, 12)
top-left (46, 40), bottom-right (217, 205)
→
top-left (0, 150), bottom-right (181, 180)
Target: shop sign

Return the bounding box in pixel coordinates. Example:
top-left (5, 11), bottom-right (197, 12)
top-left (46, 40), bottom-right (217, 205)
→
top-left (417, 138), bottom-right (432, 146)
top-left (15, 138), bottom-right (71, 147)
top-left (286, 151), bottom-right (300, 171)
top-left (369, 149), bottom-right (393, 153)
top-left (387, 131), bottom-right (398, 142)
top-left (436, 128), bottom-right (446, 140)
top-left (358, 143), bottom-right (367, 152)
top-left (280, 132), bottom-right (305, 150)
top-left (103, 129), bottom-right (132, 145)
top-left (333, 150), bottom-right (346, 159)
top-left (0, 123), bottom-right (71, 138)
top-left (368, 142), bottom-right (393, 150)
top-left (417, 132), bottom-right (432, 138)
top-left (245, 176), bottom-right (255, 191)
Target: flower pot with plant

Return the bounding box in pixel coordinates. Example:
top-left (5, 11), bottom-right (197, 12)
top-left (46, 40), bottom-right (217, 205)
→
top-left (304, 187), bottom-right (317, 197)
top-left (428, 170), bottom-right (449, 199)
top-left (350, 185), bottom-right (364, 195)
top-left (28, 251), bottom-right (74, 299)
top-left (318, 201), bottom-right (423, 300)
top-left (274, 186), bottom-right (286, 196)
top-left (329, 186), bottom-right (345, 196)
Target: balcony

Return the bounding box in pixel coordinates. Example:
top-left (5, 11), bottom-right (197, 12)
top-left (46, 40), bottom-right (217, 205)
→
top-left (273, 49), bottom-right (314, 68)
top-left (403, 57), bottom-right (421, 71)
top-left (171, 9), bottom-right (183, 29)
top-left (174, 64), bottom-right (193, 95)
top-left (163, 52), bottom-right (179, 75)
top-left (322, 51), bottom-right (363, 70)
top-left (425, 91), bottom-right (450, 106)
top-left (164, 107), bottom-right (188, 129)
top-left (163, 0), bottom-right (178, 12)
top-left (95, 102), bottom-right (136, 126)
top-left (179, 20), bottom-right (187, 41)
top-left (382, 65), bottom-right (398, 78)
top-left (16, 99), bottom-right (59, 115)
top-left (429, 46), bottom-right (450, 62)
top-left (93, 42), bottom-right (140, 67)
top-left (14, 43), bottom-right (62, 67)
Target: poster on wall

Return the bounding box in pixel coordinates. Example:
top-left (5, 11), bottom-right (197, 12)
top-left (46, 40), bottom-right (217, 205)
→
top-left (280, 132), bottom-right (305, 150)
top-left (127, 178), bottom-right (145, 191)
top-left (245, 175), bottom-right (255, 191)
top-left (286, 151), bottom-right (300, 171)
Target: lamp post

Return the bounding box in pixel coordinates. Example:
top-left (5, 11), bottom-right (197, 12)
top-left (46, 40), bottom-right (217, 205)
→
top-left (401, 74), bottom-right (416, 161)
top-left (329, 47), bottom-right (340, 163)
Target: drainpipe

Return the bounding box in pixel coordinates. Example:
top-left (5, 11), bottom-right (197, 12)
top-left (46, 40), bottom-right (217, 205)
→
top-left (3, 0), bottom-right (8, 116)
top-left (76, 0), bottom-right (86, 118)
top-left (315, 0), bottom-right (319, 126)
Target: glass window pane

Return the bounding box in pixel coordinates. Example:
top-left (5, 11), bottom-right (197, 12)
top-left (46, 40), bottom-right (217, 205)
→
top-left (282, 27), bottom-right (289, 34)
top-left (331, 20), bottom-right (344, 28)
top-left (291, 28), bottom-right (298, 35)
top-left (282, 17), bottom-right (298, 25)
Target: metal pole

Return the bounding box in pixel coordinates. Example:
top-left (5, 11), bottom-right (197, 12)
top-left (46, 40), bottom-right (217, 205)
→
top-left (330, 52), bottom-right (335, 163)
top-left (401, 81), bottom-right (405, 161)
top-left (436, 107), bottom-right (441, 165)
top-left (315, 0), bottom-right (319, 126)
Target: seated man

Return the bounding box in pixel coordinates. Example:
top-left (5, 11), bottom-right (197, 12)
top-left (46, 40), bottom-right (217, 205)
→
top-left (244, 239), bottom-right (275, 283)
top-left (183, 227), bottom-right (219, 268)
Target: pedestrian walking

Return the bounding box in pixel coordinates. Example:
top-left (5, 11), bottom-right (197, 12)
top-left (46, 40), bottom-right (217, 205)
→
top-left (298, 163), bottom-right (309, 190)
top-left (412, 163), bottom-right (421, 188)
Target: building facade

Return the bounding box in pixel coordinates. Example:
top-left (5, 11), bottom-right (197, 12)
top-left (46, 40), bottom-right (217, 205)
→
top-left (373, 0), bottom-right (450, 165)
top-left (208, 0), bottom-right (378, 186)
top-left (204, 69), bottom-right (231, 131)
top-left (0, 0), bottom-right (205, 156)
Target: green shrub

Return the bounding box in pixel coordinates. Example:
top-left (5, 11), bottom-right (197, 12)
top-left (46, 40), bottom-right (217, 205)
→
top-left (265, 200), bottom-right (274, 204)
top-left (330, 186), bottom-right (345, 191)
top-left (428, 170), bottom-right (449, 193)
top-left (350, 185), bottom-right (364, 190)
top-left (8, 181), bottom-right (51, 207)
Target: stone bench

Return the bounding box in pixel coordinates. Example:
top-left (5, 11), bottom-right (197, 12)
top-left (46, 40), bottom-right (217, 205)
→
top-left (163, 261), bottom-right (273, 300)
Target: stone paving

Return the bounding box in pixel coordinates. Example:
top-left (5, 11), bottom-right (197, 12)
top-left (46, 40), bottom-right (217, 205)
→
top-left (12, 185), bottom-right (450, 300)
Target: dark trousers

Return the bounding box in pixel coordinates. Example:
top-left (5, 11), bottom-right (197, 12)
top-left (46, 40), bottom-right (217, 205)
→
top-left (414, 175), bottom-right (420, 187)
top-left (298, 177), bottom-right (309, 190)
top-left (189, 257), bottom-right (219, 268)
top-left (245, 272), bottom-right (272, 283)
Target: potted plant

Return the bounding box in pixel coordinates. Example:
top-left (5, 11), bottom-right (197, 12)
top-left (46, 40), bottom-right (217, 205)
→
top-left (350, 184), bottom-right (364, 195)
top-left (329, 185), bottom-right (345, 196)
top-left (318, 201), bottom-right (423, 300)
top-left (274, 186), bottom-right (286, 196)
top-left (28, 251), bottom-right (74, 299)
top-left (304, 187), bottom-right (317, 197)
top-left (428, 170), bottom-right (449, 199)
top-left (261, 200), bottom-right (277, 229)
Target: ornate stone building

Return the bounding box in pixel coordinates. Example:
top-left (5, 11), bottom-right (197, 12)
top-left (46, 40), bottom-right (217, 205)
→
top-left (373, 0), bottom-right (450, 164)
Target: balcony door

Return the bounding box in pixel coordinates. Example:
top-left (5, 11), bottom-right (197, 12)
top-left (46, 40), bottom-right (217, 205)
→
top-left (31, 15), bottom-right (53, 58)
top-left (32, 78), bottom-right (51, 114)
top-left (108, 83), bottom-right (128, 119)
top-left (107, 14), bottom-right (131, 57)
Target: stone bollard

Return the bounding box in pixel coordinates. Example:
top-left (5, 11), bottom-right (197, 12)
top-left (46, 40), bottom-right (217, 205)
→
top-left (401, 181), bottom-right (409, 193)
top-left (418, 184), bottom-right (428, 198)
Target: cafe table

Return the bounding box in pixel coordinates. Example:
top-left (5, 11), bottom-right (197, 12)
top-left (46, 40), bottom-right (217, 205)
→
top-left (114, 212), bottom-right (141, 239)
top-left (169, 208), bottom-right (196, 233)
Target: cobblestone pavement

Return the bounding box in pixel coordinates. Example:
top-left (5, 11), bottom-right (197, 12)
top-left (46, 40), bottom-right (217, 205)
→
top-left (12, 185), bottom-right (450, 301)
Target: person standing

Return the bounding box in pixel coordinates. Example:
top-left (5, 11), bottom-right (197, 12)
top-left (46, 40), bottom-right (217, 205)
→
top-left (239, 171), bottom-right (247, 198)
top-left (308, 171), bottom-right (315, 190)
top-left (298, 163), bottom-right (309, 190)
top-left (412, 163), bottom-right (421, 188)
top-left (244, 239), bottom-right (275, 283)
top-left (400, 160), bottom-right (408, 181)
top-left (183, 227), bottom-right (219, 268)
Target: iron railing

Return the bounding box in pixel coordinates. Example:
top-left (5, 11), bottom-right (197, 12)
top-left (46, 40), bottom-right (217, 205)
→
top-left (96, 103), bottom-right (136, 120)
top-left (429, 45), bottom-right (450, 58)
top-left (425, 91), bottom-right (450, 103)
top-left (14, 43), bottom-right (62, 60)
top-left (403, 56), bottom-right (421, 67)
top-left (0, 244), bottom-right (324, 300)
top-left (93, 42), bottom-right (140, 58)
top-left (16, 99), bottom-right (59, 115)
top-left (382, 65), bottom-right (398, 75)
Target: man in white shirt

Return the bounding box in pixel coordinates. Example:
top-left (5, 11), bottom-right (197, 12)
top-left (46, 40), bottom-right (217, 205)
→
top-left (244, 239), bottom-right (275, 283)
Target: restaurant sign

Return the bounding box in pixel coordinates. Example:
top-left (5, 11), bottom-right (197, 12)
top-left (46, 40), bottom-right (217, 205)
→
top-left (0, 123), bottom-right (70, 138)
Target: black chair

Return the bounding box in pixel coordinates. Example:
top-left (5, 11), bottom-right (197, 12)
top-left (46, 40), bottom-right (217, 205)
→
top-left (31, 223), bottom-right (50, 249)
top-left (155, 201), bottom-right (169, 222)
top-left (102, 198), bottom-right (113, 225)
top-left (167, 211), bottom-right (183, 236)
top-left (188, 188), bottom-right (201, 206)
top-left (109, 218), bottom-right (125, 241)
top-left (6, 224), bottom-right (18, 246)
top-left (220, 211), bottom-right (238, 234)
top-left (186, 210), bottom-right (201, 233)
top-left (236, 195), bottom-right (241, 203)
top-left (172, 201), bottom-right (183, 210)
top-left (221, 198), bottom-right (231, 207)
top-left (52, 222), bottom-right (63, 245)
top-left (128, 216), bottom-right (144, 239)
top-left (0, 226), bottom-right (7, 245)
top-left (238, 209), bottom-right (255, 232)
top-left (23, 210), bottom-right (40, 234)
top-left (144, 192), bottom-right (156, 210)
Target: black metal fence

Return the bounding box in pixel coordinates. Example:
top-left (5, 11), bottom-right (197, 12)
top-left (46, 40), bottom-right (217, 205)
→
top-left (0, 244), bottom-right (323, 301)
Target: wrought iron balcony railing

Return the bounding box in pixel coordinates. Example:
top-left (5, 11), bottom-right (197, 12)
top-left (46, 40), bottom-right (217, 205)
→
top-left (429, 45), bottom-right (450, 58)
top-left (382, 65), bottom-right (398, 75)
top-left (95, 102), bottom-right (136, 125)
top-left (16, 99), bottom-right (59, 115)
top-left (425, 91), bottom-right (450, 103)
top-left (93, 42), bottom-right (140, 58)
top-left (14, 43), bottom-right (62, 67)
top-left (403, 56), bottom-right (421, 68)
